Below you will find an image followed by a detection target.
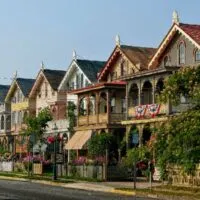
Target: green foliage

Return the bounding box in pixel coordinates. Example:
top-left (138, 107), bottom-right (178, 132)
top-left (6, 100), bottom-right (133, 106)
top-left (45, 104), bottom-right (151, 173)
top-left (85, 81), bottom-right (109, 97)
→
top-left (88, 132), bottom-right (113, 157)
top-left (67, 101), bottom-right (76, 135)
top-left (24, 107), bottom-right (52, 137)
top-left (122, 146), bottom-right (151, 168)
top-left (155, 65), bottom-right (200, 177)
top-left (155, 109), bottom-right (200, 176)
top-left (22, 107), bottom-right (52, 150)
top-left (159, 65), bottom-right (200, 106)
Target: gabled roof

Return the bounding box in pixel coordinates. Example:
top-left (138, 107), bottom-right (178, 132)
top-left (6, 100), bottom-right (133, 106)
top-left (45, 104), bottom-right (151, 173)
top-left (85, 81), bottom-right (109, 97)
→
top-left (43, 69), bottom-right (66, 90)
top-left (0, 85), bottom-right (10, 103)
top-left (16, 78), bottom-right (35, 97)
top-left (179, 23), bottom-right (200, 45)
top-left (148, 22), bottom-right (200, 69)
top-left (5, 78), bottom-right (35, 102)
top-left (58, 59), bottom-right (106, 91)
top-left (121, 45), bottom-right (156, 70)
top-left (98, 45), bottom-right (156, 81)
top-left (29, 68), bottom-right (66, 98)
top-left (76, 59), bottom-right (106, 82)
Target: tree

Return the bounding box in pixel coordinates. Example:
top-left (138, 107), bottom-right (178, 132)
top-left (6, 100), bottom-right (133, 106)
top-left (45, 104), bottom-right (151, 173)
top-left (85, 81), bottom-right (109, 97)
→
top-left (67, 101), bottom-right (76, 136)
top-left (88, 132), bottom-right (114, 158)
top-left (22, 107), bottom-right (53, 150)
top-left (159, 65), bottom-right (200, 106)
top-left (155, 65), bottom-right (200, 176)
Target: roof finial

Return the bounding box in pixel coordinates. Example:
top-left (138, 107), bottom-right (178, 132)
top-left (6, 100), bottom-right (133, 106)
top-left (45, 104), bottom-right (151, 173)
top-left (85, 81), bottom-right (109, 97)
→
top-left (72, 49), bottom-right (77, 60)
top-left (41, 61), bottom-right (45, 71)
top-left (115, 34), bottom-right (120, 46)
top-left (13, 70), bottom-right (17, 79)
top-left (172, 10), bottom-right (179, 25)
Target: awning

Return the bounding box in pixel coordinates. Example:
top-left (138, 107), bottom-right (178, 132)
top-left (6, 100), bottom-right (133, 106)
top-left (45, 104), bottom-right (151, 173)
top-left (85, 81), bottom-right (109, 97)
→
top-left (65, 130), bottom-right (92, 150)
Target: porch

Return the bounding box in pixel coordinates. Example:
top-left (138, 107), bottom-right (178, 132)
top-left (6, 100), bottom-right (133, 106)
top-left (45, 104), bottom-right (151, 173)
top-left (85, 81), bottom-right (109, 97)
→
top-left (71, 82), bottom-right (127, 127)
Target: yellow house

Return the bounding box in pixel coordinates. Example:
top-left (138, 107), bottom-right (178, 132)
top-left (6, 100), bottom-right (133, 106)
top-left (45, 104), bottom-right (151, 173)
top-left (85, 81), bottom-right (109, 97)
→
top-left (5, 76), bottom-right (35, 154)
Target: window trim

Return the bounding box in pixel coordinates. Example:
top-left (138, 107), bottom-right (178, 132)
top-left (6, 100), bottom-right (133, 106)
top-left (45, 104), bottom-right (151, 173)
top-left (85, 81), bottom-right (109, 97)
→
top-left (194, 48), bottom-right (200, 62)
top-left (178, 41), bottom-right (186, 65)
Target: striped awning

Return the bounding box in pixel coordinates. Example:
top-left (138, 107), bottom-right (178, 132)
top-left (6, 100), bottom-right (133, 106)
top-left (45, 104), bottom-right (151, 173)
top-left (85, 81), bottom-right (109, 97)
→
top-left (65, 130), bottom-right (92, 150)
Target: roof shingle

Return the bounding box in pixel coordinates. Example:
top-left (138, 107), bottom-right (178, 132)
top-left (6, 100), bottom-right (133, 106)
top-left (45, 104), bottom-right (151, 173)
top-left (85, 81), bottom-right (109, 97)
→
top-left (43, 69), bottom-right (66, 90)
top-left (0, 85), bottom-right (10, 103)
top-left (120, 45), bottom-right (157, 70)
top-left (76, 59), bottom-right (106, 82)
top-left (179, 23), bottom-right (200, 46)
top-left (16, 78), bottom-right (35, 97)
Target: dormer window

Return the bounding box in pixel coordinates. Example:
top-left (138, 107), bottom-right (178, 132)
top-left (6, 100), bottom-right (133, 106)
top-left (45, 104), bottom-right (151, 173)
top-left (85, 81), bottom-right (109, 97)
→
top-left (178, 42), bottom-right (185, 64)
top-left (195, 49), bottom-right (200, 62)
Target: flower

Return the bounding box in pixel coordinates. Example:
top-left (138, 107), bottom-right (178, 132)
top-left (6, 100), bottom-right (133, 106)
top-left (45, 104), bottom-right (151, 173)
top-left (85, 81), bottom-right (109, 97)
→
top-left (73, 156), bottom-right (87, 165)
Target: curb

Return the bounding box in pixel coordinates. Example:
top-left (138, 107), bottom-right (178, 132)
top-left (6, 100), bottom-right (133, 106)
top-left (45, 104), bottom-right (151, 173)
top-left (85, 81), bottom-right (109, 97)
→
top-left (111, 189), bottom-right (135, 196)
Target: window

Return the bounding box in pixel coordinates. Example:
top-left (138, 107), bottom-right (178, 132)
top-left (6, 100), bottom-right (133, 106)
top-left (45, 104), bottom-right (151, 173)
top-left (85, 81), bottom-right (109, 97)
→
top-left (164, 56), bottom-right (169, 67)
top-left (76, 74), bottom-right (80, 89)
top-left (111, 72), bottom-right (117, 81)
top-left (45, 82), bottom-right (48, 97)
top-left (121, 98), bottom-right (126, 113)
top-left (111, 97), bottom-right (116, 113)
top-left (85, 80), bottom-right (89, 87)
top-left (195, 49), bottom-right (200, 62)
top-left (120, 61), bottom-right (126, 76)
top-left (178, 42), bottom-right (185, 64)
top-left (80, 74), bottom-right (84, 88)
top-left (70, 82), bottom-right (74, 90)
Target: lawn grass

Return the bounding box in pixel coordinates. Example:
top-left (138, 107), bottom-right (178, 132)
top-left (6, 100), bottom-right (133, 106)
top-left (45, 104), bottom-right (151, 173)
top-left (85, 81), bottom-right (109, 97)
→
top-left (116, 185), bottom-right (200, 199)
top-left (0, 171), bottom-right (74, 183)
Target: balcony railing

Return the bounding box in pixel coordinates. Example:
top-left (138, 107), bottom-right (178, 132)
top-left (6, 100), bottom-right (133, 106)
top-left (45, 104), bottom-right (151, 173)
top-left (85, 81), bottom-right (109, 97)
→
top-left (78, 112), bottom-right (125, 126)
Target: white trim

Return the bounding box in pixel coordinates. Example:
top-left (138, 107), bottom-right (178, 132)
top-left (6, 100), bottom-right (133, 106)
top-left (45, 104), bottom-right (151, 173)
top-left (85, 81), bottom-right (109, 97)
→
top-left (58, 60), bottom-right (91, 91)
top-left (148, 25), bottom-right (177, 68)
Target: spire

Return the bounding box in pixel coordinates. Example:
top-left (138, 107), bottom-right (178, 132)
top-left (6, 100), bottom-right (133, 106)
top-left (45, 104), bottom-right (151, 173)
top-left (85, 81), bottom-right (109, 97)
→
top-left (115, 34), bottom-right (120, 47)
top-left (172, 10), bottom-right (180, 25)
top-left (40, 61), bottom-right (45, 71)
top-left (72, 50), bottom-right (77, 60)
top-left (13, 71), bottom-right (17, 79)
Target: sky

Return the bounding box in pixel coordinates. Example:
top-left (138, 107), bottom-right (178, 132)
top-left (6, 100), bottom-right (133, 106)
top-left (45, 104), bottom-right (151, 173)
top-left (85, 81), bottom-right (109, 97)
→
top-left (0, 0), bottom-right (200, 85)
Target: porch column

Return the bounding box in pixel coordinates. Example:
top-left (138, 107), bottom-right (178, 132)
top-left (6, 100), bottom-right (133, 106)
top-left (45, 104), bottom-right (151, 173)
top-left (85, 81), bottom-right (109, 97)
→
top-left (166, 100), bottom-right (172, 115)
top-left (151, 78), bottom-right (155, 104)
top-left (138, 80), bottom-right (142, 105)
top-left (125, 84), bottom-right (129, 120)
top-left (87, 94), bottom-right (90, 125)
top-left (96, 92), bottom-right (100, 124)
top-left (77, 96), bottom-right (80, 126)
top-left (137, 124), bottom-right (144, 147)
top-left (106, 90), bottom-right (111, 123)
top-left (4, 114), bottom-right (6, 133)
top-left (125, 125), bottom-right (131, 150)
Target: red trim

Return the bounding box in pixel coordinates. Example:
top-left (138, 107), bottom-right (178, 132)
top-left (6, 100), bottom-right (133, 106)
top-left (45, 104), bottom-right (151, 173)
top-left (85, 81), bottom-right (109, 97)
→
top-left (98, 46), bottom-right (120, 81)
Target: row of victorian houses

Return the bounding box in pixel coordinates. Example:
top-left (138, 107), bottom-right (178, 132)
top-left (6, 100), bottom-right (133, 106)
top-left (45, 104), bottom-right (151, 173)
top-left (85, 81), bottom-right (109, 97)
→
top-left (0, 12), bottom-right (200, 160)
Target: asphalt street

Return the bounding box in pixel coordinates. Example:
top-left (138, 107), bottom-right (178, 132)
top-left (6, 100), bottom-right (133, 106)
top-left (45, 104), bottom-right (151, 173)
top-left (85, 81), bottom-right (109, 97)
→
top-left (0, 179), bottom-right (159, 200)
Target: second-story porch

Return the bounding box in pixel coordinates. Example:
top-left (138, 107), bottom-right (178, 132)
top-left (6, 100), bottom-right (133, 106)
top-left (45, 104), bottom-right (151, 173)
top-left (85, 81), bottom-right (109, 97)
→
top-left (126, 76), bottom-right (170, 120)
top-left (71, 81), bottom-right (127, 130)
